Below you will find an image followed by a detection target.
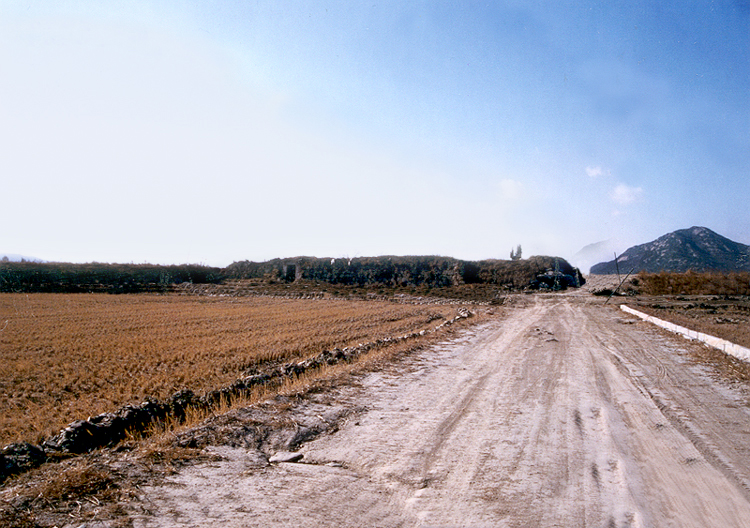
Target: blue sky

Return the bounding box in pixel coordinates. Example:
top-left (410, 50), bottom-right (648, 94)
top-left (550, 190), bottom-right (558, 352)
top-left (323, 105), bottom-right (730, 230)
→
top-left (1, 1), bottom-right (748, 270)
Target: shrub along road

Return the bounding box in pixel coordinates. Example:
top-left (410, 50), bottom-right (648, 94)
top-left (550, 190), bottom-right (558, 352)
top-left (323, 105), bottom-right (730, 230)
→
top-left (134, 294), bottom-right (750, 527)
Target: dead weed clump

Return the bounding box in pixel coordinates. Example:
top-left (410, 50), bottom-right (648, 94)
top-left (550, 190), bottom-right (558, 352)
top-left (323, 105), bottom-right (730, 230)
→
top-left (0, 442), bottom-right (225, 528)
top-left (0, 460), bottom-right (127, 528)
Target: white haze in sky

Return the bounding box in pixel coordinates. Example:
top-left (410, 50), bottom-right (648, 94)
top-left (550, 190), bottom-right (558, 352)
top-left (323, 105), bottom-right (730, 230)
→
top-left (1, 1), bottom-right (748, 267)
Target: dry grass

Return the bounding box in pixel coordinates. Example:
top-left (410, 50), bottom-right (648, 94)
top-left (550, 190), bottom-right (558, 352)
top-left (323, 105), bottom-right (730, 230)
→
top-left (179, 277), bottom-right (511, 303)
top-left (0, 453), bottom-right (150, 528)
top-left (637, 271), bottom-right (750, 296)
top-left (0, 293), bottom-right (461, 446)
top-left (593, 271), bottom-right (750, 349)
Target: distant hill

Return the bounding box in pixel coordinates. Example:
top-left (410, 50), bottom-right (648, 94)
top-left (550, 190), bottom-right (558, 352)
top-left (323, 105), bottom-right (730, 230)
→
top-left (0, 253), bottom-right (44, 263)
top-left (590, 227), bottom-right (750, 275)
top-left (573, 240), bottom-right (616, 274)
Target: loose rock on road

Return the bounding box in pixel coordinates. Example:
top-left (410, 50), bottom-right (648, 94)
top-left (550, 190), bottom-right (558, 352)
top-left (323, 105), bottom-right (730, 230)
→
top-left (135, 295), bottom-right (750, 527)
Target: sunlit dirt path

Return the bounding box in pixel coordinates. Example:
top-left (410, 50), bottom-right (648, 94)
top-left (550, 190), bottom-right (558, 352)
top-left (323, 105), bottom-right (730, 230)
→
top-left (134, 295), bottom-right (750, 527)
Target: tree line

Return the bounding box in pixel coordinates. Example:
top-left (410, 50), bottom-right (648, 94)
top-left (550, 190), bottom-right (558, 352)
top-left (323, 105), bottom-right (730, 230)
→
top-left (0, 262), bottom-right (223, 293)
top-left (0, 256), bottom-right (586, 294)
top-left (224, 255), bottom-right (585, 290)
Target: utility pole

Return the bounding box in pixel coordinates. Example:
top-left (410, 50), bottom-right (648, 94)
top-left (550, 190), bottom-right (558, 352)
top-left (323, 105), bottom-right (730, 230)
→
top-left (614, 252), bottom-right (621, 284)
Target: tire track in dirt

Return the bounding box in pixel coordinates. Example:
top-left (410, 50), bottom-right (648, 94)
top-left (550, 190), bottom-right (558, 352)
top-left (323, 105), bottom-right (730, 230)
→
top-left (582, 303), bottom-right (750, 502)
top-left (134, 295), bottom-right (750, 527)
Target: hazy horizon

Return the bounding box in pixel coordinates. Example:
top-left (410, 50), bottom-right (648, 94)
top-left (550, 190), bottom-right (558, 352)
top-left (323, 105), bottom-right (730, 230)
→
top-left (2, 2), bottom-right (748, 268)
top-left (3, 222), bottom-right (748, 277)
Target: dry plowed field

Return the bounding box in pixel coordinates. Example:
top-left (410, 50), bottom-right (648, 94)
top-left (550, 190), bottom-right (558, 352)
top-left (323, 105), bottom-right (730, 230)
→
top-left (3, 291), bottom-right (750, 527)
top-left (133, 293), bottom-right (750, 527)
top-left (0, 294), bottom-right (461, 446)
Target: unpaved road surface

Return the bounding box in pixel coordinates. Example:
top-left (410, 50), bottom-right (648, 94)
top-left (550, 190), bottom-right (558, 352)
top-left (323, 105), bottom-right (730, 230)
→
top-left (134, 295), bottom-right (750, 527)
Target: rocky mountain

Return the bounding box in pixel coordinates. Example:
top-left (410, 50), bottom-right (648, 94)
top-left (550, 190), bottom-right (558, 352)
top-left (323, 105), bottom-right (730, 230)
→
top-left (590, 227), bottom-right (750, 275)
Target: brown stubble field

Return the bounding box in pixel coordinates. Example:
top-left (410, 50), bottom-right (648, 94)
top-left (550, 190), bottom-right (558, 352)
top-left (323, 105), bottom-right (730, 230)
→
top-left (629, 296), bottom-right (750, 349)
top-left (631, 272), bottom-right (750, 348)
top-left (585, 273), bottom-right (750, 349)
top-left (0, 293), bottom-right (463, 446)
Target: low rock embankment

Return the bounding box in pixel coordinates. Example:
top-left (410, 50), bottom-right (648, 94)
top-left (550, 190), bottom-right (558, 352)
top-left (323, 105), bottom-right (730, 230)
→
top-left (0, 309), bottom-right (472, 483)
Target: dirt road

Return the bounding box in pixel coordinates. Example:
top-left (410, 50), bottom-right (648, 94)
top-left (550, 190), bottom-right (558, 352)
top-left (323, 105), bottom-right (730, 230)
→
top-left (134, 295), bottom-right (750, 527)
